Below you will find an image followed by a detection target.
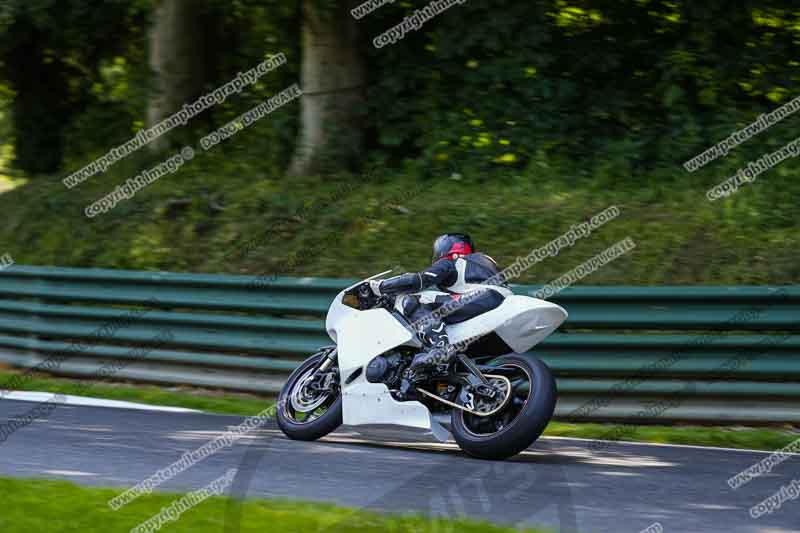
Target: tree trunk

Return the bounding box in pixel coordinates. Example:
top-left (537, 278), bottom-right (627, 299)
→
top-left (147, 0), bottom-right (209, 152)
top-left (287, 0), bottom-right (366, 177)
top-left (6, 23), bottom-right (70, 174)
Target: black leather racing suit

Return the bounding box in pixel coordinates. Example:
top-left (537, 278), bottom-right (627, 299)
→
top-left (376, 253), bottom-right (511, 385)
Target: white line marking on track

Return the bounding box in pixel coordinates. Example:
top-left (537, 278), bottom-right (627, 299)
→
top-left (1, 391), bottom-right (201, 413)
top-left (540, 435), bottom-right (800, 456)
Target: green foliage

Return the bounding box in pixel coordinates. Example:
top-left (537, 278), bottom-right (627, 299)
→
top-left (60, 0), bottom-right (301, 176)
top-left (0, 82), bottom-right (13, 147)
top-left (361, 0), bottom-right (800, 179)
top-left (0, 0), bottom-right (150, 173)
top-left (6, 0), bottom-right (800, 178)
top-left (0, 1), bottom-right (798, 286)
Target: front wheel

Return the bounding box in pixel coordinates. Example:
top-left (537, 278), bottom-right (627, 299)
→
top-left (451, 354), bottom-right (557, 460)
top-left (276, 350), bottom-right (342, 441)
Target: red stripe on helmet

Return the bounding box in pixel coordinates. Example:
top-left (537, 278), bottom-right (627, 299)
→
top-left (445, 242), bottom-right (472, 260)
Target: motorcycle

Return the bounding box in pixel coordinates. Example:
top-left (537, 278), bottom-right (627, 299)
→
top-left (276, 270), bottom-right (568, 460)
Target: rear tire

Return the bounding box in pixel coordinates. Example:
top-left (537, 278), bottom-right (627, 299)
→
top-left (451, 354), bottom-right (557, 460)
top-left (276, 351), bottom-right (342, 441)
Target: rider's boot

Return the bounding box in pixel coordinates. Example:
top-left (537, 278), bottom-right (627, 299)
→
top-left (397, 319), bottom-right (455, 400)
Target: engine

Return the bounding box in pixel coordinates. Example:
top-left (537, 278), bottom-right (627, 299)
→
top-left (365, 352), bottom-right (406, 388)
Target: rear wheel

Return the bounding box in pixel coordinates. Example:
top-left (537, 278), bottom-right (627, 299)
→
top-left (276, 350), bottom-right (342, 441)
top-left (450, 354), bottom-right (556, 460)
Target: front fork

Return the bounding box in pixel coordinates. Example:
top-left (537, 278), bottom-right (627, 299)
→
top-left (316, 346), bottom-right (337, 372)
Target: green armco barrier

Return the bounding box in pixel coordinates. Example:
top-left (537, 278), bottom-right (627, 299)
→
top-left (0, 265), bottom-right (797, 423)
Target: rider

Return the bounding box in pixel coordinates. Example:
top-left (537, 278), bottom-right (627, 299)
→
top-left (369, 233), bottom-right (512, 395)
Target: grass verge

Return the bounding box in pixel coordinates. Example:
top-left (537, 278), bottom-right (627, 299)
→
top-left (543, 421), bottom-right (798, 451)
top-left (1, 141), bottom-right (798, 285)
top-left (0, 476), bottom-right (553, 533)
top-left (1, 369), bottom-right (797, 452)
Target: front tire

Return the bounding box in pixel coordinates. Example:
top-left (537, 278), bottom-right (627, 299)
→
top-left (451, 354), bottom-right (557, 460)
top-left (276, 351), bottom-right (342, 441)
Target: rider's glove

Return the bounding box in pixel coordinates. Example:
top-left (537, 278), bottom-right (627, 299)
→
top-left (369, 280), bottom-right (383, 296)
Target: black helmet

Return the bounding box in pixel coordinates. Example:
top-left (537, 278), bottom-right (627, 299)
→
top-left (432, 233), bottom-right (475, 263)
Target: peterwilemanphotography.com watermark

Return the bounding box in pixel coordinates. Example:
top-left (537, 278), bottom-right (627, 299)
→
top-left (84, 82), bottom-right (302, 219)
top-left (199, 83), bottom-right (302, 152)
top-left (728, 437), bottom-right (800, 490)
top-left (84, 147), bottom-right (194, 218)
top-left (63, 53), bottom-right (287, 189)
top-left (684, 93), bottom-right (800, 172)
top-left (130, 469), bottom-right (237, 533)
top-left (109, 405), bottom-right (276, 510)
top-left (532, 237), bottom-right (636, 300)
top-left (351, 0), bottom-right (395, 20)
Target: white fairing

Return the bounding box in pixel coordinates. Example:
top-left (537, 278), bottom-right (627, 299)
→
top-left (448, 295), bottom-right (568, 354)
top-left (326, 271), bottom-right (436, 433)
top-left (325, 273), bottom-right (567, 439)
top-left (336, 308), bottom-right (436, 430)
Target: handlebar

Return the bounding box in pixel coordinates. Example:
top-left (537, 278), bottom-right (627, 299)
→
top-left (346, 282), bottom-right (394, 311)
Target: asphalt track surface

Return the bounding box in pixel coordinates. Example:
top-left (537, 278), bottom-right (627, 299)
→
top-left (1, 399), bottom-right (798, 533)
